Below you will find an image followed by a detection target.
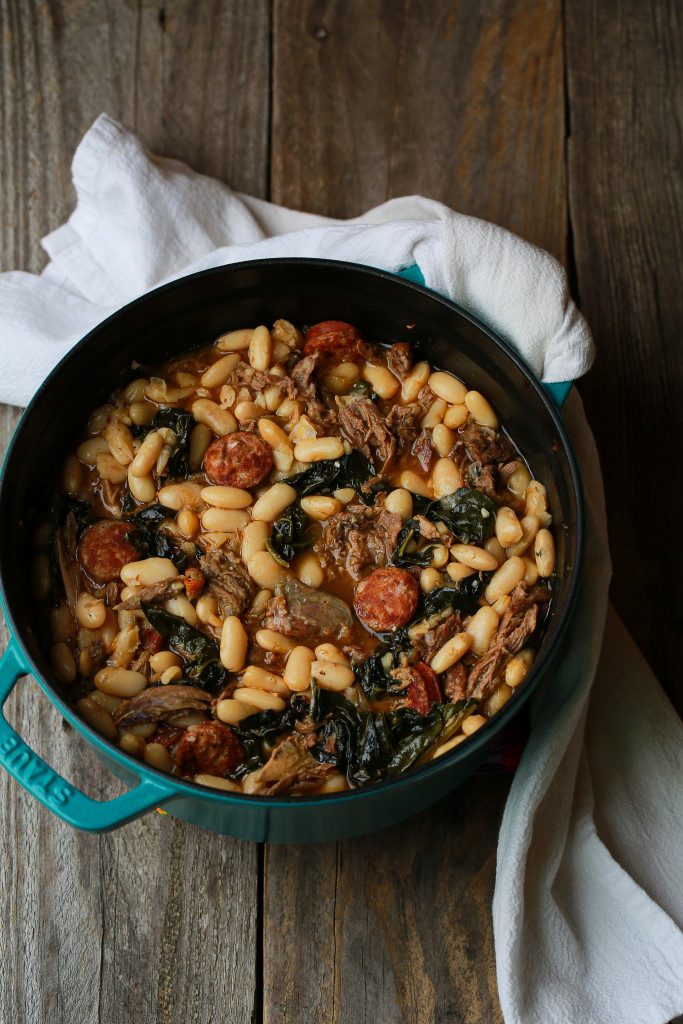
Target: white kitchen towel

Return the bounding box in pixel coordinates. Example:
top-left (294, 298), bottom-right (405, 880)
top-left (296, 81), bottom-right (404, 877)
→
top-left (1, 115), bottom-right (681, 1024)
top-left (0, 113), bottom-right (593, 408)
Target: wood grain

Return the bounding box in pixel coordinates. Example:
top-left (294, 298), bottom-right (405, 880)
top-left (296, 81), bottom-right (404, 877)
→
top-left (0, 2), bottom-right (270, 1022)
top-left (264, 777), bottom-right (509, 1024)
top-left (266, 2), bottom-right (567, 1021)
top-left (272, 0), bottom-right (567, 261)
top-left (566, 0), bottom-right (683, 709)
top-left (0, 0), bottom-right (271, 275)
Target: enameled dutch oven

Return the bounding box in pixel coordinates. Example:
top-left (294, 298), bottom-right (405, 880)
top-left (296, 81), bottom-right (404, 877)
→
top-left (0, 259), bottom-right (584, 843)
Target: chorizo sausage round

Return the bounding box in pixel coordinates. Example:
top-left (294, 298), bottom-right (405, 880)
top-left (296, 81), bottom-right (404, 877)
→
top-left (403, 662), bottom-right (443, 715)
top-left (303, 321), bottom-right (364, 364)
top-left (174, 721), bottom-right (245, 777)
top-left (203, 432), bottom-right (273, 488)
top-left (353, 567), bottom-right (419, 632)
top-left (77, 520), bottom-right (140, 582)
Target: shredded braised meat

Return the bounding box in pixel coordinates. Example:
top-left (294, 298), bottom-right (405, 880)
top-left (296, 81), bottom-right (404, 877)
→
top-left (199, 549), bottom-right (256, 617)
top-left (412, 428), bottom-right (434, 472)
top-left (466, 583), bottom-right (551, 701)
top-left (248, 734), bottom-right (334, 796)
top-left (386, 342), bottom-right (412, 380)
top-left (321, 501), bottom-right (403, 580)
top-left (338, 397), bottom-right (397, 471)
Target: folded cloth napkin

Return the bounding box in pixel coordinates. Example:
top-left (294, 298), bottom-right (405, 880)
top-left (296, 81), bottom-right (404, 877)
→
top-left (1, 115), bottom-right (682, 1024)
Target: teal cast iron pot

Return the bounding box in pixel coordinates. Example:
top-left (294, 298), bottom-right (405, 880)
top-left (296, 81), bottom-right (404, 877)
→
top-left (0, 259), bottom-right (583, 843)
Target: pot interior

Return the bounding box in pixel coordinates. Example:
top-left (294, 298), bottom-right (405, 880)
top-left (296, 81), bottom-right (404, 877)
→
top-left (0, 259), bottom-right (582, 766)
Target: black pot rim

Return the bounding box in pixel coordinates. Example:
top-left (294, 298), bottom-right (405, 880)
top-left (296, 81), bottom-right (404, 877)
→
top-left (0, 257), bottom-right (586, 806)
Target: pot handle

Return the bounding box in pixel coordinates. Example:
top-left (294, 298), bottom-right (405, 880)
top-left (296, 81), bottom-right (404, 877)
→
top-left (396, 265), bottom-right (573, 408)
top-left (0, 638), bottom-right (174, 832)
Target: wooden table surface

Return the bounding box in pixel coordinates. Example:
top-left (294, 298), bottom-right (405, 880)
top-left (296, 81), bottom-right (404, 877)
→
top-left (0, 2), bottom-right (680, 1022)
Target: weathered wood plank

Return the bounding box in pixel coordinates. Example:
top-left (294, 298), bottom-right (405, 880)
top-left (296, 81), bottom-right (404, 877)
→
top-left (271, 0), bottom-right (566, 261)
top-left (267, 2), bottom-right (566, 1021)
top-left (0, 2), bottom-right (270, 1021)
top-left (0, 0), bottom-right (271, 275)
top-left (566, 0), bottom-right (683, 709)
top-left (264, 778), bottom-right (510, 1024)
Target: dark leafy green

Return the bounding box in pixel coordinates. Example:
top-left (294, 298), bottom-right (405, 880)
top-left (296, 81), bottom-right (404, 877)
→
top-left (432, 487), bottom-right (496, 544)
top-left (310, 686), bottom-right (479, 785)
top-left (149, 407), bottom-right (193, 478)
top-left (286, 450), bottom-right (383, 505)
top-left (124, 503), bottom-right (187, 571)
top-left (48, 495), bottom-right (92, 606)
top-left (266, 504), bottom-right (316, 565)
top-left (140, 603), bottom-right (226, 693)
top-left (355, 571), bottom-right (492, 699)
top-left (348, 379), bottom-right (378, 401)
top-left (390, 518), bottom-right (437, 567)
top-left (232, 696), bottom-right (312, 778)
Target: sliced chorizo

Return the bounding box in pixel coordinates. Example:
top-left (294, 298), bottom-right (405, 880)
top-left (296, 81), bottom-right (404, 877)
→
top-left (175, 721), bottom-right (245, 777)
top-left (403, 662), bottom-right (443, 715)
top-left (203, 432), bottom-right (273, 488)
top-left (303, 321), bottom-right (364, 365)
top-left (353, 566), bottom-right (419, 632)
top-left (77, 520), bottom-right (139, 582)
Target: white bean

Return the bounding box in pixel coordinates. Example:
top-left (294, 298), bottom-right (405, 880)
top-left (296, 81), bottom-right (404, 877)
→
top-left (283, 646), bottom-right (315, 692)
top-left (293, 550), bottom-right (324, 588)
top-left (495, 506), bottom-right (524, 547)
top-left (241, 665), bottom-right (288, 695)
top-left (484, 556), bottom-right (525, 603)
top-left (241, 521), bottom-right (270, 563)
top-left (432, 423), bottom-right (456, 458)
top-left (164, 595), bottom-right (199, 626)
top-left (191, 399), bottom-right (237, 437)
top-left (157, 480), bottom-right (205, 511)
top-left (233, 687), bottom-right (286, 712)
top-left (189, 423), bottom-right (213, 471)
top-left (420, 398), bottom-right (447, 428)
top-left (534, 529), bottom-right (555, 577)
top-left (255, 629), bottom-right (297, 654)
top-left (220, 616), bottom-right (248, 672)
top-left (432, 457), bottom-right (462, 499)
top-left (293, 437), bottom-right (344, 462)
top-left (75, 593), bottom-right (107, 630)
top-left (362, 363), bottom-right (400, 399)
top-left (399, 470), bottom-right (432, 498)
top-left (314, 643), bottom-right (350, 668)
top-left (442, 404), bottom-right (469, 429)
top-left (120, 558), bottom-right (178, 587)
top-left (216, 699), bottom-right (259, 725)
top-left (401, 361), bottom-right (430, 401)
top-left (310, 660), bottom-right (354, 691)
top-left (505, 515), bottom-right (540, 558)
top-left (194, 773), bottom-right (241, 792)
top-left (247, 551), bottom-right (288, 589)
top-left (50, 642), bottom-right (76, 684)
top-left (420, 568), bottom-right (444, 594)
top-left (200, 352), bottom-right (240, 388)
top-left (216, 328), bottom-right (253, 351)
top-left (450, 544), bottom-right (498, 571)
top-left (384, 488), bottom-right (413, 522)
top-left (251, 482), bottom-right (297, 522)
top-left (200, 486), bottom-right (252, 509)
top-left (94, 667), bottom-right (147, 698)
top-left (248, 325), bottom-right (272, 371)
top-left (431, 633), bottom-right (472, 674)
top-left (428, 371), bottom-right (468, 405)
top-left (76, 697), bottom-right (118, 741)
top-left (465, 606), bottom-right (500, 656)
top-left (461, 714), bottom-right (487, 736)
top-left (484, 683), bottom-right (513, 716)
top-left (464, 390), bottom-right (498, 429)
top-left (130, 430), bottom-right (164, 478)
top-left (201, 507), bottom-right (249, 533)
top-left (143, 743), bottom-right (174, 772)
top-left (300, 495), bottom-right (342, 520)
